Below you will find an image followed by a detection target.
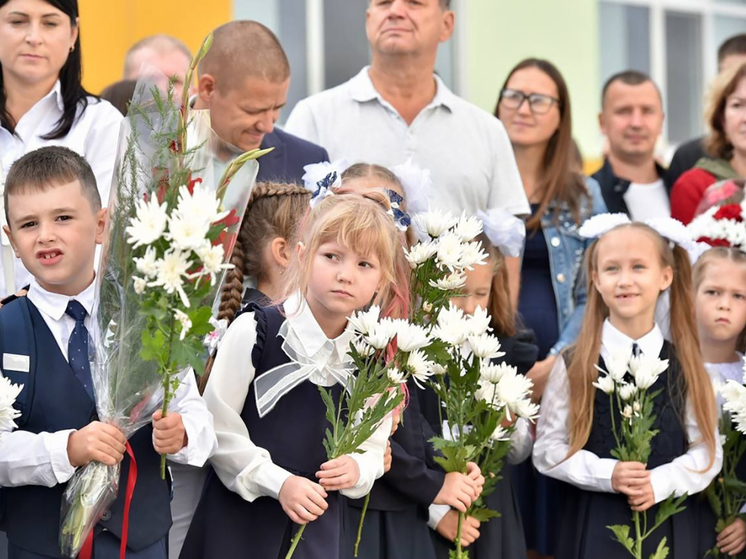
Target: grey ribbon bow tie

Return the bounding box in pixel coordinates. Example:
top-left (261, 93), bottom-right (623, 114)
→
top-left (254, 321), bottom-right (354, 417)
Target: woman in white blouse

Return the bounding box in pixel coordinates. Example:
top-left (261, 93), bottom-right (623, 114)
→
top-left (0, 0), bottom-right (122, 296)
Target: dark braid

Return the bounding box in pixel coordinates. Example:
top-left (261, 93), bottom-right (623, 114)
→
top-left (199, 181), bottom-right (310, 393)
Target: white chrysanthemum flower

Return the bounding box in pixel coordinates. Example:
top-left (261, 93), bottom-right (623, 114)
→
top-left (629, 356), bottom-right (668, 390)
top-left (452, 215), bottom-right (484, 242)
top-left (603, 348), bottom-right (632, 383)
top-left (618, 382), bottom-right (637, 401)
top-left (126, 197), bottom-right (168, 248)
top-left (353, 337), bottom-right (375, 357)
top-left (394, 321), bottom-right (431, 353)
top-left (174, 183), bottom-right (229, 226)
top-left (412, 208), bottom-right (458, 238)
top-left (429, 272), bottom-right (466, 291)
top-left (149, 250), bottom-right (192, 308)
top-left (0, 376), bottom-right (22, 432)
top-left (490, 426), bottom-right (510, 442)
top-left (133, 276), bottom-right (147, 295)
top-left (433, 305), bottom-right (470, 346)
top-left (467, 333), bottom-right (504, 360)
top-left (174, 309), bottom-right (192, 341)
top-left (721, 380), bottom-right (746, 409)
top-left (593, 375), bottom-right (614, 394)
top-left (406, 350), bottom-right (434, 388)
top-left (348, 306), bottom-right (381, 335)
top-left (481, 361), bottom-right (512, 384)
top-left (592, 373), bottom-right (615, 395)
top-left (431, 363), bottom-right (447, 376)
top-left (195, 242), bottom-right (231, 285)
top-left (167, 214), bottom-right (211, 252)
top-left (387, 367), bottom-right (406, 385)
top-left (366, 318), bottom-right (397, 350)
top-left (632, 401), bottom-right (641, 415)
top-left (515, 399), bottom-right (540, 421)
top-left (468, 306), bottom-right (492, 337)
top-left (435, 232), bottom-right (464, 270)
top-left (621, 404), bottom-right (634, 421)
top-left (495, 369), bottom-right (535, 418)
top-left (458, 241), bottom-right (489, 270)
top-left (405, 241), bottom-right (438, 268)
top-left (134, 246), bottom-right (159, 278)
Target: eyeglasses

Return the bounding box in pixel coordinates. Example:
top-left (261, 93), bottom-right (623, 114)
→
top-left (500, 89), bottom-right (560, 115)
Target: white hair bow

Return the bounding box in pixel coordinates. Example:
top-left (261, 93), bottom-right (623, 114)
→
top-left (578, 213), bottom-right (701, 264)
top-left (391, 158), bottom-right (432, 215)
top-left (476, 208), bottom-right (526, 258)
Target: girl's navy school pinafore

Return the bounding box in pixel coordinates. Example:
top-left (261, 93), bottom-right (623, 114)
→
top-left (556, 341), bottom-right (715, 559)
top-left (180, 304), bottom-right (343, 559)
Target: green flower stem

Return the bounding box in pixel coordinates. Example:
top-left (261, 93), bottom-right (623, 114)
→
top-left (634, 511), bottom-right (642, 559)
top-left (353, 493), bottom-right (371, 557)
top-left (215, 148), bottom-right (274, 203)
top-left (455, 511), bottom-right (465, 558)
top-left (285, 524), bottom-right (306, 559)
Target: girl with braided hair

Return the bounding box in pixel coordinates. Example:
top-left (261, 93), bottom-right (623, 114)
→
top-left (169, 182), bottom-right (310, 559)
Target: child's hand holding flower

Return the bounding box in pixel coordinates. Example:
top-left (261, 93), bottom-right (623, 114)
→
top-left (316, 455), bottom-right (361, 491)
top-left (151, 410), bottom-right (187, 454)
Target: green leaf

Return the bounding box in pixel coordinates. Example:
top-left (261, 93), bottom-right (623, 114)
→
top-left (648, 537), bottom-right (669, 559)
top-left (607, 524), bottom-right (635, 554)
top-left (654, 494), bottom-right (687, 527)
top-left (468, 507), bottom-right (500, 522)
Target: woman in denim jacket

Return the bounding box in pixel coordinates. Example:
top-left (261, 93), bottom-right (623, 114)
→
top-left (495, 58), bottom-right (607, 559)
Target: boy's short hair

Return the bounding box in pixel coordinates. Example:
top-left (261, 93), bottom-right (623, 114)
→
top-left (4, 147), bottom-right (101, 226)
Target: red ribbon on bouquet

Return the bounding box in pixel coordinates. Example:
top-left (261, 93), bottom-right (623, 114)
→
top-left (78, 442), bottom-right (138, 559)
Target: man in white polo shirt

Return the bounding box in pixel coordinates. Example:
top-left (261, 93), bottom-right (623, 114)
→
top-left (285, 0), bottom-right (529, 296)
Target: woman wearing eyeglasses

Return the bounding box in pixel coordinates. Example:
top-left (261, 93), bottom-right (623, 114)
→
top-left (494, 58), bottom-right (607, 559)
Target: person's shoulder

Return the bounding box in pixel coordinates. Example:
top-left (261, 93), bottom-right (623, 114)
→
top-left (673, 136), bottom-right (706, 159)
top-left (674, 166), bottom-right (716, 188)
top-left (293, 80), bottom-right (355, 112)
top-left (272, 127), bottom-right (328, 159)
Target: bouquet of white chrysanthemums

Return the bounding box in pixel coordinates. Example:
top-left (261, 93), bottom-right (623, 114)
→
top-left (406, 209), bottom-right (490, 323)
top-left (709, 361), bottom-right (746, 558)
top-left (0, 375), bottom-right (22, 433)
top-left (427, 304), bottom-right (538, 559)
top-left (406, 209), bottom-right (538, 558)
top-left (59, 34), bottom-right (270, 558)
top-left (593, 351), bottom-right (687, 559)
top-left (286, 305), bottom-right (437, 559)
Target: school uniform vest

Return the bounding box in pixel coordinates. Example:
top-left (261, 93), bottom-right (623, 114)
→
top-left (556, 341), bottom-right (714, 559)
top-left (180, 304), bottom-right (343, 559)
top-left (2, 299), bottom-right (171, 558)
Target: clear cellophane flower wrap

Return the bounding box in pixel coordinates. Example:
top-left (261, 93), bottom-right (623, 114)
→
top-left (59, 46), bottom-right (267, 557)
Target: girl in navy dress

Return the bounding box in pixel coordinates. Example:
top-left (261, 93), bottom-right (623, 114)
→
top-left (694, 247), bottom-right (746, 557)
top-left (422, 213), bottom-right (536, 558)
top-left (534, 218), bottom-right (721, 559)
top-left (179, 191), bottom-right (403, 559)
top-left (331, 162), bottom-right (484, 559)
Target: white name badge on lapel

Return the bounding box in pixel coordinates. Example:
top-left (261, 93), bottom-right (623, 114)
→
top-left (3, 353), bottom-right (30, 373)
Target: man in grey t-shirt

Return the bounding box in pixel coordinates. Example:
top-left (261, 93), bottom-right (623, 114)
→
top-left (286, 0), bottom-right (529, 300)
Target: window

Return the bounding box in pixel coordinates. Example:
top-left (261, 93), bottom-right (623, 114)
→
top-left (599, 0), bottom-right (746, 146)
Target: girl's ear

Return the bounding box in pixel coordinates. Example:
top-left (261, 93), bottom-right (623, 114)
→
top-left (660, 265), bottom-right (674, 292)
top-left (591, 269), bottom-right (601, 293)
top-left (270, 237), bottom-right (290, 269)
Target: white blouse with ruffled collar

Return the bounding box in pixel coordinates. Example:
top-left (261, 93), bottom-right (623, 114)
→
top-left (203, 292), bottom-right (389, 502)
